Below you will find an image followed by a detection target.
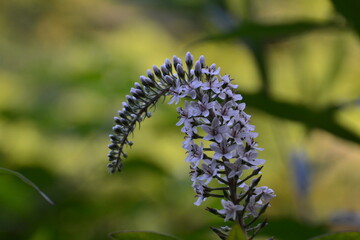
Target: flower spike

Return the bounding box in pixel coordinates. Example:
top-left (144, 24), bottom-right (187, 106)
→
top-left (107, 52), bottom-right (275, 239)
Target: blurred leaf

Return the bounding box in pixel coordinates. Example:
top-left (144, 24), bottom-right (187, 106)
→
top-left (125, 158), bottom-right (171, 177)
top-left (247, 42), bottom-right (269, 95)
top-left (226, 223), bottom-right (247, 240)
top-left (0, 167), bottom-right (54, 205)
top-left (318, 36), bottom-right (347, 99)
top-left (331, 0), bottom-right (360, 36)
top-left (310, 232), bottom-right (360, 240)
top-left (109, 231), bottom-right (180, 240)
top-left (260, 217), bottom-right (327, 240)
top-left (198, 21), bottom-right (341, 42)
top-left (242, 92), bottom-right (360, 144)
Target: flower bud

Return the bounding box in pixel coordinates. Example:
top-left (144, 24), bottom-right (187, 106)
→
top-left (134, 82), bottom-right (143, 90)
top-left (114, 117), bottom-right (122, 124)
top-left (161, 64), bottom-right (169, 75)
top-left (173, 55), bottom-right (182, 69)
top-left (120, 118), bottom-right (129, 126)
top-left (164, 75), bottom-right (174, 85)
top-left (126, 95), bottom-right (136, 105)
top-left (146, 69), bottom-right (155, 80)
top-left (199, 55), bottom-right (206, 68)
top-left (143, 77), bottom-right (155, 88)
top-left (109, 134), bottom-right (120, 142)
top-left (108, 143), bottom-right (119, 150)
top-left (118, 110), bottom-right (128, 119)
top-left (165, 58), bottom-right (172, 71)
top-left (130, 88), bottom-right (145, 98)
top-left (176, 64), bottom-right (185, 79)
top-left (112, 125), bottom-right (123, 134)
top-left (185, 52), bottom-right (193, 69)
top-left (107, 151), bottom-right (117, 159)
top-left (153, 65), bottom-right (162, 77)
top-left (194, 61), bottom-right (202, 78)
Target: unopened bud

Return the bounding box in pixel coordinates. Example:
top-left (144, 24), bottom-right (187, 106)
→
top-left (112, 125), bottom-right (123, 134)
top-left (176, 64), bottom-right (185, 79)
top-left (161, 64), bottom-right (169, 75)
top-left (108, 143), bottom-right (119, 150)
top-left (173, 55), bottom-right (182, 69)
top-left (194, 61), bottom-right (202, 78)
top-left (185, 52), bottom-right (193, 69)
top-left (153, 65), bottom-right (162, 77)
top-left (164, 75), bottom-right (174, 85)
top-left (164, 58), bottom-right (172, 71)
top-left (134, 82), bottom-right (142, 90)
top-left (146, 69), bottom-right (155, 80)
top-left (199, 55), bottom-right (206, 68)
top-left (114, 117), bottom-right (122, 124)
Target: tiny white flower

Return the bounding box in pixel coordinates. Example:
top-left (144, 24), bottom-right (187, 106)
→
top-left (201, 79), bottom-right (223, 94)
top-left (221, 75), bottom-right (238, 89)
top-left (255, 186), bottom-right (276, 202)
top-left (193, 182), bottom-right (207, 206)
top-left (218, 200), bottom-right (244, 221)
top-left (202, 64), bottom-right (221, 76)
top-left (176, 102), bottom-right (192, 126)
top-left (224, 159), bottom-right (249, 178)
top-left (184, 79), bottom-right (202, 99)
top-left (214, 101), bottom-right (238, 122)
top-left (185, 142), bottom-right (204, 166)
top-left (202, 117), bottom-right (229, 143)
top-left (246, 196), bottom-right (263, 217)
top-left (189, 94), bottom-right (214, 117)
top-left (168, 80), bottom-right (186, 104)
top-left (198, 161), bottom-right (218, 184)
top-left (210, 140), bottom-right (237, 160)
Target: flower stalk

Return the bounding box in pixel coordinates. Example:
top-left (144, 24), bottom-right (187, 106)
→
top-left (107, 52), bottom-right (275, 239)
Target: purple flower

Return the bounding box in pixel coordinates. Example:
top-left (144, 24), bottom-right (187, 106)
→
top-left (202, 117), bottom-right (229, 143)
top-left (198, 161), bottom-right (218, 184)
top-left (202, 64), bottom-right (221, 76)
top-left (189, 94), bottom-right (214, 117)
top-left (185, 141), bottom-right (204, 166)
top-left (221, 75), bottom-right (238, 89)
top-left (228, 124), bottom-right (245, 145)
top-left (224, 159), bottom-right (249, 178)
top-left (255, 186), bottom-right (276, 202)
top-left (201, 79), bottom-right (223, 94)
top-left (193, 182), bottom-right (207, 206)
top-left (168, 80), bottom-right (186, 104)
top-left (210, 140), bottom-right (237, 160)
top-left (184, 79), bottom-right (202, 99)
top-left (214, 101), bottom-right (238, 122)
top-left (245, 196), bottom-right (263, 218)
top-left (176, 102), bottom-right (192, 126)
top-left (218, 200), bottom-right (244, 221)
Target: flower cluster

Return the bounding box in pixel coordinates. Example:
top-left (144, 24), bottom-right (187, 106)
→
top-left (107, 52), bottom-right (275, 239)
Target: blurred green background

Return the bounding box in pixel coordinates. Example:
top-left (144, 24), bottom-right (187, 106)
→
top-left (0, 0), bottom-right (359, 239)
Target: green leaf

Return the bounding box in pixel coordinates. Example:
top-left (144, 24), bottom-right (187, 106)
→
top-left (198, 21), bottom-right (341, 43)
top-left (242, 92), bottom-right (360, 144)
top-left (226, 223), bottom-right (248, 240)
top-left (0, 167), bottom-right (54, 205)
top-left (109, 231), bottom-right (181, 240)
top-left (310, 232), bottom-right (360, 240)
top-left (261, 217), bottom-right (327, 240)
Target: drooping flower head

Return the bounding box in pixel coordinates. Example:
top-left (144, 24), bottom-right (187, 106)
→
top-left (107, 53), bottom-right (275, 239)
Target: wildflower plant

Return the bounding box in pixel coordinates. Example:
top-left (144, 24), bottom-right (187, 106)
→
top-left (107, 53), bottom-right (276, 240)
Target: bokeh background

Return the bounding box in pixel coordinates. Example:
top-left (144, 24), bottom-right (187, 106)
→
top-left (0, 0), bottom-right (359, 239)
